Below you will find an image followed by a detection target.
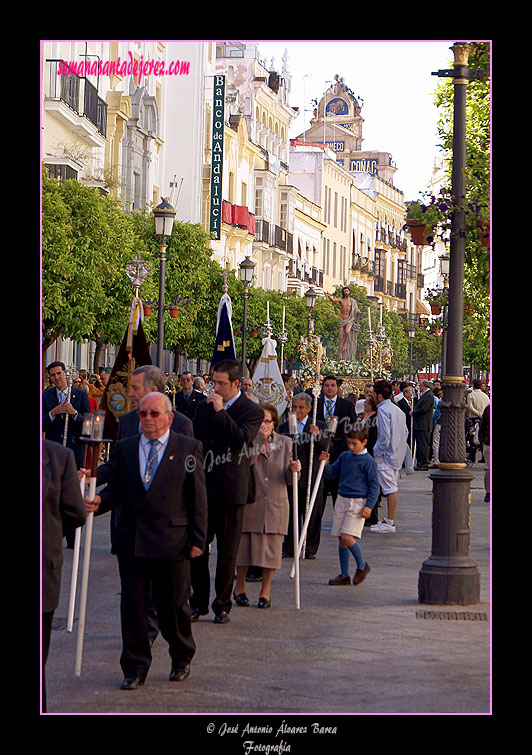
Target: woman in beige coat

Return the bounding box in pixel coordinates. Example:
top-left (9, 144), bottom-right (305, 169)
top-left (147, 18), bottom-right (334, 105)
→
top-left (234, 404), bottom-right (300, 608)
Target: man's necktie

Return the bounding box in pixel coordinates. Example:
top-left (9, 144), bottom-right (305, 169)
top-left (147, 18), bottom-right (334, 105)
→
top-left (325, 399), bottom-right (334, 421)
top-left (143, 439), bottom-right (160, 489)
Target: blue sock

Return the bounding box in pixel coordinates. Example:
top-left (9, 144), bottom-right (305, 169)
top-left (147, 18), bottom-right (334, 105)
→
top-left (348, 541), bottom-right (365, 571)
top-left (339, 547), bottom-right (350, 577)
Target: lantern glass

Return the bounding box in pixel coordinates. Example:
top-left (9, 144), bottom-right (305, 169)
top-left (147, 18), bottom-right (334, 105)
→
top-left (408, 327), bottom-right (416, 340)
top-left (92, 411), bottom-right (106, 441)
top-left (304, 287), bottom-right (317, 309)
top-left (153, 199), bottom-right (176, 239)
top-left (239, 256), bottom-right (256, 284)
top-left (288, 411), bottom-right (298, 436)
top-left (439, 254), bottom-right (450, 277)
top-left (82, 413), bottom-right (94, 437)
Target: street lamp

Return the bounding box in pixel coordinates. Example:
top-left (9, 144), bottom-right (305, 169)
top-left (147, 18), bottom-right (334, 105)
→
top-left (304, 286), bottom-right (317, 336)
top-left (239, 256), bottom-right (256, 378)
top-left (408, 326), bottom-right (416, 382)
top-left (153, 198), bottom-right (176, 369)
top-left (418, 43), bottom-right (486, 605)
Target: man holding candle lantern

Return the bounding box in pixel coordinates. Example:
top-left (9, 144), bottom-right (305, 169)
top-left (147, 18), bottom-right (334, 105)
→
top-left (83, 391), bottom-right (208, 690)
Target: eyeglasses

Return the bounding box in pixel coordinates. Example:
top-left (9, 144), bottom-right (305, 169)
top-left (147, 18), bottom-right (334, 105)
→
top-left (261, 419), bottom-right (274, 424)
top-left (138, 410), bottom-right (167, 418)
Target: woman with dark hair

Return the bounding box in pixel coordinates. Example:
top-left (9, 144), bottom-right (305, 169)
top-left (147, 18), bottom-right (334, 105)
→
top-left (234, 404), bottom-right (300, 608)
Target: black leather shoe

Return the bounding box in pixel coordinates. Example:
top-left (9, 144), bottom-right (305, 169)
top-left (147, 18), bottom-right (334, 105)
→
top-left (213, 611), bottom-right (230, 624)
top-left (190, 608), bottom-right (208, 622)
top-left (120, 675), bottom-right (144, 690)
top-left (233, 591), bottom-right (250, 606)
top-left (257, 597), bottom-right (271, 609)
top-left (169, 664), bottom-right (190, 682)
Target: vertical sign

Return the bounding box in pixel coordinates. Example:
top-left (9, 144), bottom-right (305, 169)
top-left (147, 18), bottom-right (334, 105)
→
top-left (210, 75), bottom-right (225, 239)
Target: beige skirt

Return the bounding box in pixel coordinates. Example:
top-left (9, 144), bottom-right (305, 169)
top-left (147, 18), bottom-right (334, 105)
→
top-left (236, 532), bottom-right (284, 570)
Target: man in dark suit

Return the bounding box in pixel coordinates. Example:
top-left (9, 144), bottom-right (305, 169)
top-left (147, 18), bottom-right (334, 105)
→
top-left (42, 440), bottom-right (87, 711)
top-left (190, 359), bottom-right (264, 624)
top-left (174, 371), bottom-right (206, 421)
top-left (98, 364), bottom-right (194, 644)
top-left (397, 383), bottom-right (414, 448)
top-left (42, 362), bottom-right (92, 468)
top-left (84, 391), bottom-right (207, 690)
top-left (315, 375), bottom-right (357, 507)
top-left (279, 392), bottom-right (329, 559)
top-left (412, 380), bottom-right (434, 470)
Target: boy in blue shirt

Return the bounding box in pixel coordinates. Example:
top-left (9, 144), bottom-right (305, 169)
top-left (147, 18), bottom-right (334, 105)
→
top-left (320, 425), bottom-right (380, 586)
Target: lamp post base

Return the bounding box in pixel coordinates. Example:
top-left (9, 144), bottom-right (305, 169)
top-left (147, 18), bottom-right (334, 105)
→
top-left (418, 560), bottom-right (480, 605)
top-left (418, 467), bottom-right (481, 605)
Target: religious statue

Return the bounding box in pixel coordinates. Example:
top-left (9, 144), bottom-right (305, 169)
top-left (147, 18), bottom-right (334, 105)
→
top-left (326, 287), bottom-right (361, 361)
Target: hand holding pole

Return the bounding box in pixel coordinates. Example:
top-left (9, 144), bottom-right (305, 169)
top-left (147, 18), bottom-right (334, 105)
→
top-left (287, 411), bottom-right (300, 610)
top-left (291, 417), bottom-right (337, 578)
top-left (74, 411), bottom-right (108, 677)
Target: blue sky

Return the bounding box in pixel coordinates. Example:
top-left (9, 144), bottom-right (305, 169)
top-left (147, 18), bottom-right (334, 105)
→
top-left (254, 40), bottom-right (458, 201)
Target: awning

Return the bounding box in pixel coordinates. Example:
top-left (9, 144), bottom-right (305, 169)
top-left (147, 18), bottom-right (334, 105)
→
top-left (416, 298), bottom-right (431, 316)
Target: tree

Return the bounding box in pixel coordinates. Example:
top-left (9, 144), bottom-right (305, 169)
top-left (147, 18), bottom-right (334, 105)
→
top-left (433, 41), bottom-right (490, 373)
top-left (42, 173), bottom-right (139, 376)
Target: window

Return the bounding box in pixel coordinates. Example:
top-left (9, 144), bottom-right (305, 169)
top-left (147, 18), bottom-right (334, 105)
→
top-left (375, 249), bottom-right (385, 279)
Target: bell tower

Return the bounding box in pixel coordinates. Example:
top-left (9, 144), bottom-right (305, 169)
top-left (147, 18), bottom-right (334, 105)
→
top-left (295, 74), bottom-right (397, 184)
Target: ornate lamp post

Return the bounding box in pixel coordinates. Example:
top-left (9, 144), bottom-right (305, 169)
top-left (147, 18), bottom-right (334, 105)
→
top-left (418, 42), bottom-right (486, 605)
top-left (304, 286), bottom-right (317, 336)
top-left (153, 198), bottom-right (176, 369)
top-left (239, 256), bottom-right (256, 377)
top-left (408, 325), bottom-right (416, 382)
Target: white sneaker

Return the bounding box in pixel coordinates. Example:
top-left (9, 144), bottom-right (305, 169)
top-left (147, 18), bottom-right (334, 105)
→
top-left (370, 519), bottom-right (396, 533)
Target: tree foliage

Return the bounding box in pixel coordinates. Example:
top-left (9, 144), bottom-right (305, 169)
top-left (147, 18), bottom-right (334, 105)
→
top-left (432, 41), bottom-right (491, 372)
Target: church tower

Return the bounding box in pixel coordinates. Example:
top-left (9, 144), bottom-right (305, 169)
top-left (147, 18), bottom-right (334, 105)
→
top-left (295, 74), bottom-right (398, 185)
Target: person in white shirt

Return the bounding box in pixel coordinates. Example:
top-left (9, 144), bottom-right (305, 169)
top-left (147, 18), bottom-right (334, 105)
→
top-left (370, 379), bottom-right (409, 533)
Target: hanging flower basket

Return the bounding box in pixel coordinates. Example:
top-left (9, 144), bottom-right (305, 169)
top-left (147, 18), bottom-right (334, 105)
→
top-left (169, 306), bottom-right (180, 318)
top-left (406, 219), bottom-right (431, 246)
top-left (478, 220), bottom-right (490, 247)
top-left (143, 304), bottom-right (153, 317)
top-left (430, 302), bottom-right (442, 315)
top-left (250, 329), bottom-right (259, 337)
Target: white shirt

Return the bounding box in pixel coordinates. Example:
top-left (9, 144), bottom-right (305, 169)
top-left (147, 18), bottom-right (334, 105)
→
top-left (223, 390), bottom-right (241, 410)
top-left (373, 399), bottom-right (408, 470)
top-left (139, 429), bottom-right (170, 481)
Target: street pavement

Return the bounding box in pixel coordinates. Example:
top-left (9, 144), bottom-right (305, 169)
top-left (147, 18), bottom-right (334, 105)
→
top-left (44, 461), bottom-right (491, 726)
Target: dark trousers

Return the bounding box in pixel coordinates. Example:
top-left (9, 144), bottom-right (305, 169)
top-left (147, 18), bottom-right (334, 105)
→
top-left (323, 476), bottom-right (339, 507)
top-left (284, 483), bottom-right (324, 557)
top-left (117, 555), bottom-right (195, 680)
top-left (42, 611), bottom-right (54, 712)
top-left (414, 430), bottom-right (431, 468)
top-left (190, 503), bottom-right (245, 616)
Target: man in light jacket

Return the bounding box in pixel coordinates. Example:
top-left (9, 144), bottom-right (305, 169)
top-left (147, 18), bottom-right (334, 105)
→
top-left (370, 379), bottom-right (408, 533)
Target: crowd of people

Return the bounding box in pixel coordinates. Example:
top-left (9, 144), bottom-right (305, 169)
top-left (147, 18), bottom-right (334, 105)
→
top-left (42, 359), bottom-right (490, 699)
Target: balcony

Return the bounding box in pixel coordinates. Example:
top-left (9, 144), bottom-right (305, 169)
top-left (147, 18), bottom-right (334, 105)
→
top-left (395, 283), bottom-right (407, 300)
top-left (288, 260), bottom-right (323, 287)
top-left (221, 201), bottom-right (255, 235)
top-left (44, 60), bottom-right (107, 147)
top-left (253, 219), bottom-right (293, 254)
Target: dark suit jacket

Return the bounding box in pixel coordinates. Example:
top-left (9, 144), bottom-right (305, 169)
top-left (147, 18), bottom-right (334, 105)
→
top-left (193, 392), bottom-right (264, 506)
top-left (413, 389), bottom-right (434, 431)
top-left (96, 431), bottom-right (207, 561)
top-left (174, 389), bottom-right (206, 421)
top-left (278, 417), bottom-right (329, 492)
top-left (42, 440), bottom-right (87, 613)
top-left (397, 397), bottom-right (413, 445)
top-left (42, 387), bottom-right (92, 466)
top-left (315, 395), bottom-right (356, 462)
